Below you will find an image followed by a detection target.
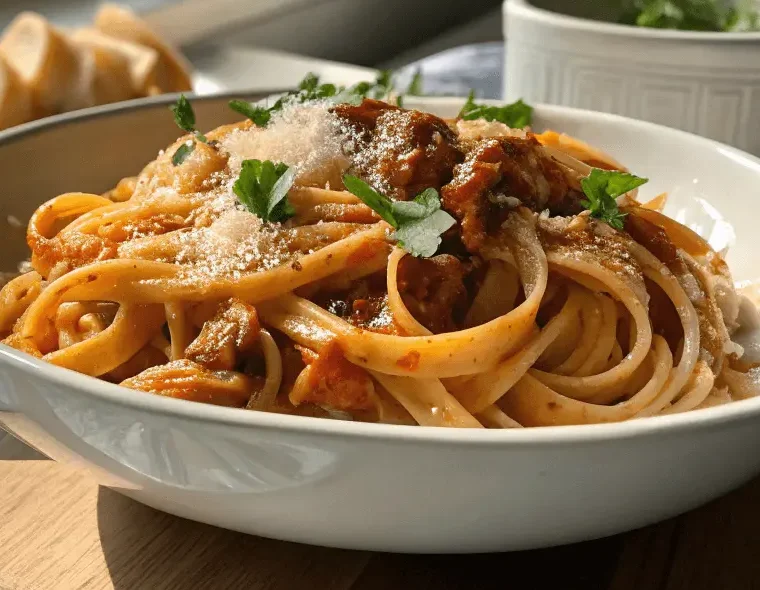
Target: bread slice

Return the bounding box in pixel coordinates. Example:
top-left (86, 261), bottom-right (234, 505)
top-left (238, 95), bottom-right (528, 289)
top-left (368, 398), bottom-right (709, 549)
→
top-left (87, 40), bottom-right (136, 105)
top-left (0, 54), bottom-right (33, 130)
top-left (71, 28), bottom-right (150, 101)
top-left (0, 12), bottom-right (80, 115)
top-left (94, 4), bottom-right (192, 93)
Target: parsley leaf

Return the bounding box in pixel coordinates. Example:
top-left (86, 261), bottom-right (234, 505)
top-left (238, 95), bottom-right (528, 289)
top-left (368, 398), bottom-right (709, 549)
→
top-left (170, 94), bottom-right (195, 133)
top-left (171, 142), bottom-right (195, 166)
top-left (233, 160), bottom-right (296, 223)
top-left (169, 95), bottom-right (208, 142)
top-left (395, 210), bottom-right (457, 258)
top-left (169, 94), bottom-right (208, 165)
top-left (580, 169), bottom-right (648, 230)
top-left (299, 72), bottom-right (320, 93)
top-left (391, 188), bottom-right (440, 224)
top-left (342, 175), bottom-right (397, 225)
top-left (342, 175), bottom-right (455, 257)
top-left (229, 100), bottom-right (271, 127)
top-left (458, 90), bottom-right (533, 128)
top-left (392, 188), bottom-right (455, 256)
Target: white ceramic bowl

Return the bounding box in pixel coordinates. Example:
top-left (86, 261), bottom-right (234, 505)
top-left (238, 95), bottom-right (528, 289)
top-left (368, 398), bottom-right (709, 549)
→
top-left (2, 95), bottom-right (760, 554)
top-left (503, 0), bottom-right (760, 155)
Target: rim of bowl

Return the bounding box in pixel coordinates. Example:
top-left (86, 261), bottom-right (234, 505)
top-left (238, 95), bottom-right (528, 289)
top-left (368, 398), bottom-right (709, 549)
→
top-left (2, 91), bottom-right (760, 446)
top-left (506, 0), bottom-right (760, 42)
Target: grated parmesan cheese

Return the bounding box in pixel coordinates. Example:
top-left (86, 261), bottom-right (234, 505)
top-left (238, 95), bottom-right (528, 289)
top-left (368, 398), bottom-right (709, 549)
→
top-left (172, 209), bottom-right (296, 284)
top-left (220, 102), bottom-right (351, 188)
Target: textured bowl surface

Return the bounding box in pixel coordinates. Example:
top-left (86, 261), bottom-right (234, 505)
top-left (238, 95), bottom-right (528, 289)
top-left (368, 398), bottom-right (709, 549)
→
top-left (1, 94), bottom-right (760, 553)
top-left (504, 0), bottom-right (760, 155)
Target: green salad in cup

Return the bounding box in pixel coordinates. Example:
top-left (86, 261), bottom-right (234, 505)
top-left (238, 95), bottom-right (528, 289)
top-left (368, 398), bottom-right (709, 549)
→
top-left (619, 0), bottom-right (759, 31)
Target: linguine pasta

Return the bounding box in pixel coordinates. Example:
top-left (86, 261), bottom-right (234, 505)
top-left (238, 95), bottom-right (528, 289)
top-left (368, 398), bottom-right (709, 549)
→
top-left (1, 95), bottom-right (758, 428)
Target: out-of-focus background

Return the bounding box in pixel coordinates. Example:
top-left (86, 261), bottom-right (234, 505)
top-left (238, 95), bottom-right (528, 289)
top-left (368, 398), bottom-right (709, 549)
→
top-left (0, 0), bottom-right (503, 66)
top-left (0, 0), bottom-right (532, 140)
top-left (0, 0), bottom-right (510, 100)
top-left (0, 0), bottom-right (758, 146)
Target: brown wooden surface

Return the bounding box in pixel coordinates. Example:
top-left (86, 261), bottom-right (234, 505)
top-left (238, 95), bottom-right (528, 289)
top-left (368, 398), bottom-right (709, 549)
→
top-left (1, 433), bottom-right (759, 590)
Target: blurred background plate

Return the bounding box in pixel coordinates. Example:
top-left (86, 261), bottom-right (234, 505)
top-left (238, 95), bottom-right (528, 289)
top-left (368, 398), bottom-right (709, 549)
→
top-left (187, 42), bottom-right (505, 99)
top-left (393, 42), bottom-right (504, 99)
top-left (185, 45), bottom-right (377, 95)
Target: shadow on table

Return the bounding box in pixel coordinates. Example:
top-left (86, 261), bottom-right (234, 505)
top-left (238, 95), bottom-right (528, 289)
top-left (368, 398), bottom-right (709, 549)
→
top-left (96, 487), bottom-right (624, 590)
top-left (0, 430), bottom-right (48, 460)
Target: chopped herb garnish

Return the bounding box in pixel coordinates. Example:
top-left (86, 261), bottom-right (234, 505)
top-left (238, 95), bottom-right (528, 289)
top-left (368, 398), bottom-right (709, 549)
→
top-left (229, 99), bottom-right (271, 127)
top-left (227, 73), bottom-right (341, 127)
top-left (169, 94), bottom-right (208, 142)
top-left (298, 72), bottom-right (320, 93)
top-left (229, 71), bottom-right (399, 127)
top-left (580, 169), bottom-right (648, 230)
top-left (344, 81), bottom-right (372, 98)
top-left (336, 71), bottom-right (395, 103)
top-left (170, 94), bottom-right (195, 133)
top-left (233, 159), bottom-right (296, 223)
top-left (331, 83), bottom-right (366, 106)
top-left (171, 142), bottom-right (195, 166)
top-left (371, 70), bottom-right (394, 99)
top-left (228, 72), bottom-right (340, 127)
top-left (459, 90), bottom-right (533, 129)
top-left (395, 69), bottom-right (424, 108)
top-left (229, 98), bottom-right (277, 127)
top-left (169, 94), bottom-right (208, 166)
top-left (407, 69), bottom-right (423, 96)
top-left (342, 175), bottom-right (455, 257)
top-left (298, 72), bottom-right (339, 101)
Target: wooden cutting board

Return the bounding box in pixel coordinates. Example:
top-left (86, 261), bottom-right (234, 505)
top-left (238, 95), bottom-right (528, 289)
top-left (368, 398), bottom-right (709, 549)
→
top-left (1, 433), bottom-right (759, 590)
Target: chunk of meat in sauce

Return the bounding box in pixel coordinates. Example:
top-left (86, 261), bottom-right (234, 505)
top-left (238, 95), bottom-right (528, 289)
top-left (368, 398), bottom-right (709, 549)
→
top-left (332, 98), bottom-right (462, 200)
top-left (185, 298), bottom-right (260, 370)
top-left (441, 136), bottom-right (583, 251)
top-left (314, 272), bottom-right (400, 334)
top-left (623, 210), bottom-right (679, 266)
top-left (262, 334), bottom-right (356, 419)
top-left (396, 254), bottom-right (470, 333)
top-left (291, 341), bottom-right (375, 411)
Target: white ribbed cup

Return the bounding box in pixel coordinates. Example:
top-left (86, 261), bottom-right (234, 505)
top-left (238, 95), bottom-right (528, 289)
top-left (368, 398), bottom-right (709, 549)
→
top-left (504, 0), bottom-right (760, 155)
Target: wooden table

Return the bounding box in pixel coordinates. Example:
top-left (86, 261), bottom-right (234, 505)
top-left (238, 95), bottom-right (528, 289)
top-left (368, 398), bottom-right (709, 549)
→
top-left (1, 433), bottom-right (759, 590)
